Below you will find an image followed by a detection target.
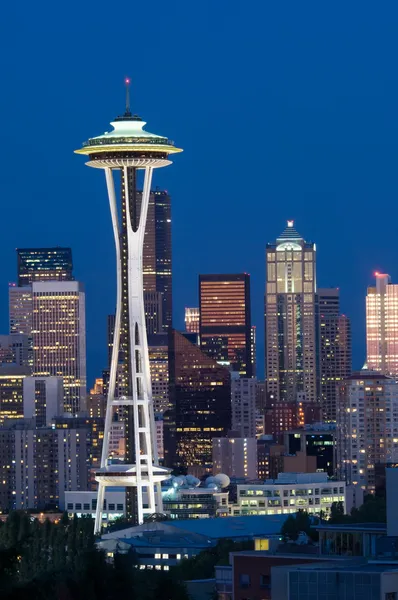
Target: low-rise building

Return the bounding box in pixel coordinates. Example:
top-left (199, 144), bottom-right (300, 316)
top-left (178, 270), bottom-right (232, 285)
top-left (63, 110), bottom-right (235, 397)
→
top-left (64, 488), bottom-right (125, 523)
top-left (232, 472), bottom-right (345, 517)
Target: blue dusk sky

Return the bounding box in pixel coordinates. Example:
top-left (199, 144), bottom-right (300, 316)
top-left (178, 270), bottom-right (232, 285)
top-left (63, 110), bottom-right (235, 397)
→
top-left (0, 1), bottom-right (397, 383)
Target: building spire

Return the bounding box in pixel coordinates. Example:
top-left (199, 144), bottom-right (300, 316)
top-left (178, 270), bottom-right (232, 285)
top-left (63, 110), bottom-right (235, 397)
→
top-left (124, 77), bottom-right (132, 116)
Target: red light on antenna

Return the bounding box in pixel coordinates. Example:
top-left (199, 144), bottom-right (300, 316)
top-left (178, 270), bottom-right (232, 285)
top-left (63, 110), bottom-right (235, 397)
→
top-left (125, 77), bottom-right (131, 85)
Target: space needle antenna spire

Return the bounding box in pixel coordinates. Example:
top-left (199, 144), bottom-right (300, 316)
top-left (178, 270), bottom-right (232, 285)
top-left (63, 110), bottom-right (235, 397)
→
top-left (124, 77), bottom-right (131, 116)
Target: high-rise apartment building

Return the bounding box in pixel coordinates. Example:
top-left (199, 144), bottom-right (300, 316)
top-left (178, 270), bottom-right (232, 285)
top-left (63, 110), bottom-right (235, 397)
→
top-left (185, 307), bottom-right (200, 334)
top-left (32, 281), bottom-right (86, 414)
top-left (199, 274), bottom-right (252, 376)
top-left (17, 247), bottom-right (73, 286)
top-left (366, 273), bottom-right (398, 376)
top-left (265, 221), bottom-right (317, 403)
top-left (231, 376), bottom-right (257, 438)
top-left (336, 371), bottom-right (398, 493)
top-left (212, 435), bottom-right (257, 479)
top-left (23, 376), bottom-right (63, 427)
top-left (165, 330), bottom-right (231, 474)
top-left (317, 288), bottom-right (352, 421)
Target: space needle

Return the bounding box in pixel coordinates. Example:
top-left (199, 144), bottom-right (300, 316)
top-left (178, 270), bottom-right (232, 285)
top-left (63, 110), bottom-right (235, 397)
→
top-left (75, 80), bottom-right (182, 533)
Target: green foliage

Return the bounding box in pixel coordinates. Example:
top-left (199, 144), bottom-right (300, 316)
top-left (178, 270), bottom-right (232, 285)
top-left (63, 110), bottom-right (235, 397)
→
top-left (280, 511), bottom-right (319, 542)
top-left (0, 510), bottom-right (190, 600)
top-left (329, 495), bottom-right (386, 525)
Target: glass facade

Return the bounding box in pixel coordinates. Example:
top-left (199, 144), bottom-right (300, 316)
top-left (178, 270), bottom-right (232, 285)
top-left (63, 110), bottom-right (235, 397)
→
top-left (17, 247), bottom-right (73, 286)
top-left (199, 274), bottom-right (252, 377)
top-left (164, 330), bottom-right (231, 472)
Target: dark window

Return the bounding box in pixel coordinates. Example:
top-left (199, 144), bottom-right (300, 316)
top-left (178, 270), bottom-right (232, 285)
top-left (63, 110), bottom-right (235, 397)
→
top-left (260, 574), bottom-right (271, 588)
top-left (67, 503), bottom-right (73, 510)
top-left (117, 504), bottom-right (123, 511)
top-left (239, 574), bottom-right (250, 589)
top-left (75, 503), bottom-right (82, 510)
top-left (109, 503), bottom-right (115, 510)
top-left (83, 503), bottom-right (90, 510)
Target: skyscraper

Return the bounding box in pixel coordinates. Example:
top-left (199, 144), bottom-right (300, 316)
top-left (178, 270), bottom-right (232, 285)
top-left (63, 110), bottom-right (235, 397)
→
top-left (139, 189), bottom-right (173, 331)
top-left (366, 273), bottom-right (398, 376)
top-left (199, 274), bottom-right (252, 376)
top-left (32, 281), bottom-right (87, 414)
top-left (75, 81), bottom-right (181, 530)
top-left (317, 288), bottom-right (352, 421)
top-left (17, 247), bottom-right (73, 286)
top-left (336, 371), bottom-right (398, 493)
top-left (265, 221), bottom-right (317, 403)
top-left (185, 307), bottom-right (200, 334)
top-left (9, 284), bottom-right (33, 336)
top-left (148, 333), bottom-right (169, 414)
top-left (165, 329), bottom-right (231, 474)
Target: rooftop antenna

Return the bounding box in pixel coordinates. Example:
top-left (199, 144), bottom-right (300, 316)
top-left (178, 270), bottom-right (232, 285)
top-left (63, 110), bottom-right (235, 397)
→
top-left (124, 77), bottom-right (132, 116)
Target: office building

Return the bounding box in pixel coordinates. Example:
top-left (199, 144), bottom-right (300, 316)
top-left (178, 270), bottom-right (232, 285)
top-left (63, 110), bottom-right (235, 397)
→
top-left (265, 221), bottom-right (317, 403)
top-left (0, 365), bottom-right (30, 424)
top-left (9, 284), bottom-right (33, 336)
top-left (144, 290), bottom-right (164, 334)
top-left (272, 562), bottom-right (398, 600)
top-left (23, 376), bottom-right (63, 427)
top-left (366, 273), bottom-right (398, 376)
top-left (75, 83), bottom-right (179, 530)
top-left (32, 281), bottom-right (87, 414)
top-left (231, 376), bottom-right (257, 438)
top-left (165, 329), bottom-right (231, 474)
top-left (213, 436), bottom-right (257, 479)
top-left (0, 334), bottom-right (30, 368)
top-left (148, 333), bottom-right (169, 414)
top-left (285, 423), bottom-right (337, 476)
top-left (17, 247), bottom-right (73, 286)
top-left (185, 307), bottom-right (200, 334)
top-left (336, 371), bottom-right (398, 492)
top-left (65, 489), bottom-right (126, 522)
top-left (138, 188), bottom-right (173, 331)
top-left (155, 414), bottom-right (164, 461)
top-left (317, 288), bottom-right (352, 421)
top-left (199, 273), bottom-right (252, 376)
top-left (233, 472), bottom-right (345, 517)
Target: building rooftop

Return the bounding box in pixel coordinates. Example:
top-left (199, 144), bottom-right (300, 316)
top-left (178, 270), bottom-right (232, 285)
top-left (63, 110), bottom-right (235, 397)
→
top-left (316, 523), bottom-right (387, 533)
top-left (102, 514), bottom-right (291, 543)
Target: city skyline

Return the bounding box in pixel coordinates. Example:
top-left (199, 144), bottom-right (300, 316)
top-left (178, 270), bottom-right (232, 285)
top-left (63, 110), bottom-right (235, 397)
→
top-left (1, 4), bottom-right (398, 386)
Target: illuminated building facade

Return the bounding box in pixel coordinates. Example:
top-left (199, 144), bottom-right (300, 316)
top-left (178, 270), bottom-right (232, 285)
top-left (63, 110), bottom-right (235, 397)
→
top-left (231, 376), bottom-right (257, 438)
top-left (265, 221), bottom-right (317, 403)
top-left (9, 284), bottom-right (33, 336)
top-left (148, 333), bottom-right (169, 414)
top-left (23, 376), bottom-right (63, 427)
top-left (185, 307), bottom-right (200, 334)
top-left (32, 281), bottom-right (87, 414)
top-left (165, 329), bottom-right (231, 474)
top-left (75, 82), bottom-right (179, 530)
top-left (212, 436), bottom-right (257, 479)
top-left (0, 366), bottom-right (30, 424)
top-left (317, 288), bottom-right (352, 421)
top-left (336, 371), bottom-right (398, 493)
top-left (199, 273), bottom-right (252, 376)
top-left (144, 290), bottom-right (163, 334)
top-left (366, 273), bottom-right (398, 376)
top-left (139, 189), bottom-right (173, 331)
top-left (0, 334), bottom-right (30, 368)
top-left (17, 247), bottom-right (73, 286)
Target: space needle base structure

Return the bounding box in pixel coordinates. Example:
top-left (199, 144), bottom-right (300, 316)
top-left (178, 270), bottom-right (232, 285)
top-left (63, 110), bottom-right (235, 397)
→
top-left (75, 81), bottom-right (182, 533)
